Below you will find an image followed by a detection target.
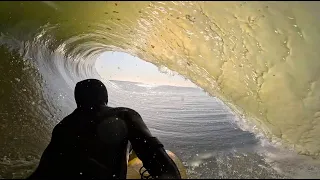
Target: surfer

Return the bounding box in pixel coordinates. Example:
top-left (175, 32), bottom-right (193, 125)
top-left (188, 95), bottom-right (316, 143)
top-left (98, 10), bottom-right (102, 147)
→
top-left (28, 79), bottom-right (181, 179)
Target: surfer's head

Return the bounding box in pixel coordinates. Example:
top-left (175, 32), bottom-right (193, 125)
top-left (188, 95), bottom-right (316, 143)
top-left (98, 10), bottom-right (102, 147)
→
top-left (74, 79), bottom-right (108, 108)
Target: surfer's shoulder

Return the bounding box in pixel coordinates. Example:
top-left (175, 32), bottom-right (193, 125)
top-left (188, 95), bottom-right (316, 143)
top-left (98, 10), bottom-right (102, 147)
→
top-left (111, 107), bottom-right (141, 116)
top-left (52, 110), bottom-right (77, 133)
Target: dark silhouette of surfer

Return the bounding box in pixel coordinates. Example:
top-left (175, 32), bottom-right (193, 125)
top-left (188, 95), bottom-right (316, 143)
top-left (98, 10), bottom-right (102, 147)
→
top-left (28, 79), bottom-right (181, 179)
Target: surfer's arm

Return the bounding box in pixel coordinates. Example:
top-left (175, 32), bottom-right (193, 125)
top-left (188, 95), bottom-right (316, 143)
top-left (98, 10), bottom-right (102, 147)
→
top-left (131, 137), bottom-right (181, 179)
top-left (28, 111), bottom-right (76, 179)
top-left (27, 123), bottom-right (64, 179)
top-left (120, 108), bottom-right (181, 179)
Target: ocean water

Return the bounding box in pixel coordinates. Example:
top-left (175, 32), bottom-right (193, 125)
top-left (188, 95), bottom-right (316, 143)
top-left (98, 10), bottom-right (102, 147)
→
top-left (106, 80), bottom-right (283, 179)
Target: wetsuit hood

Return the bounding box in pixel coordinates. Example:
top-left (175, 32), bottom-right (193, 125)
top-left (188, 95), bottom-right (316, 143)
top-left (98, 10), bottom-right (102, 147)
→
top-left (74, 79), bottom-right (108, 108)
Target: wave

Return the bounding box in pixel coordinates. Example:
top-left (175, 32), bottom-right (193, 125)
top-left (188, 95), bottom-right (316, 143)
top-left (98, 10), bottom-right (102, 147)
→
top-left (1, 1), bottom-right (320, 178)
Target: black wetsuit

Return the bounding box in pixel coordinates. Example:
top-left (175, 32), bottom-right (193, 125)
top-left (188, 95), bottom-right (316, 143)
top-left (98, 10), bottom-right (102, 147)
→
top-left (28, 79), bottom-right (181, 179)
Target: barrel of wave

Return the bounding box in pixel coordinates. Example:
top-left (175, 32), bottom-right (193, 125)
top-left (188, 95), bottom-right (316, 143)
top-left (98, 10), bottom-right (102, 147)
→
top-left (127, 150), bottom-right (187, 179)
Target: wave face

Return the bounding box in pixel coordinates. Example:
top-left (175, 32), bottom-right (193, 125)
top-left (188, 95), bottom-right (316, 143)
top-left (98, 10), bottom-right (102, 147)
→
top-left (1, 1), bottom-right (320, 178)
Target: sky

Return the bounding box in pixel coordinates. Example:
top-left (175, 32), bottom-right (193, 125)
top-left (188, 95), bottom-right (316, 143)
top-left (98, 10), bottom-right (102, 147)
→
top-left (95, 51), bottom-right (196, 87)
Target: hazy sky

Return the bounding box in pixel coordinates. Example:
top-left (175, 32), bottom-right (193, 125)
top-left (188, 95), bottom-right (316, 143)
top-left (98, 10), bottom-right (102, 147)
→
top-left (95, 51), bottom-right (196, 87)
